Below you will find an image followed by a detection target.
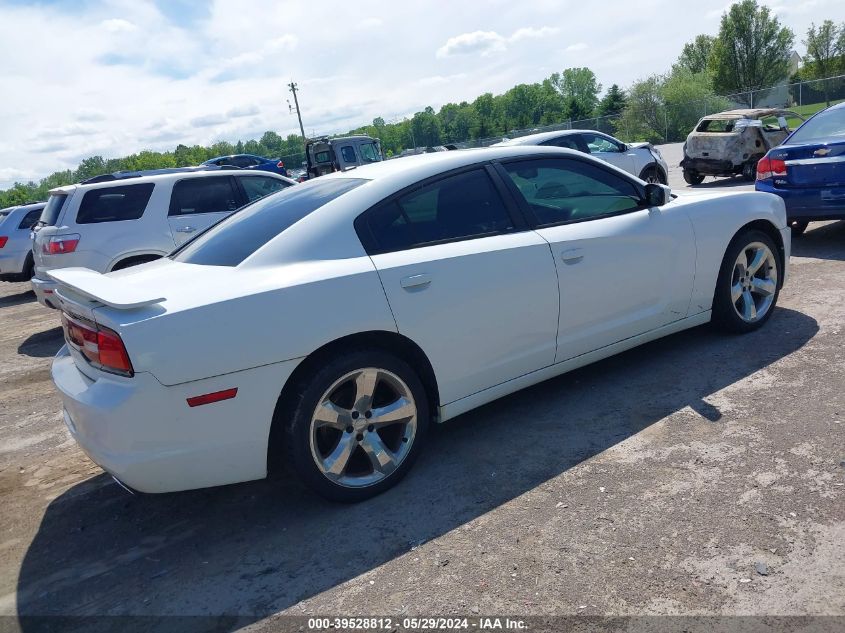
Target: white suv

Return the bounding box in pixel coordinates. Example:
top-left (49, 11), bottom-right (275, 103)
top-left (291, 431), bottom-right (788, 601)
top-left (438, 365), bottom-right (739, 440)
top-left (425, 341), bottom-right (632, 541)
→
top-left (31, 168), bottom-right (294, 308)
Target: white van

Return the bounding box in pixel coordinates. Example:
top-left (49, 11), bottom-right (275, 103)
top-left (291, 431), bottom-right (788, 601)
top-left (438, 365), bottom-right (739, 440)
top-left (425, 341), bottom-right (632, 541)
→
top-left (31, 168), bottom-right (294, 308)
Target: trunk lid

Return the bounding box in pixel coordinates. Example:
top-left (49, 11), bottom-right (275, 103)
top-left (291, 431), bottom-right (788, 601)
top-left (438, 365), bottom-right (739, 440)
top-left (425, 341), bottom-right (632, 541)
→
top-left (769, 139), bottom-right (845, 188)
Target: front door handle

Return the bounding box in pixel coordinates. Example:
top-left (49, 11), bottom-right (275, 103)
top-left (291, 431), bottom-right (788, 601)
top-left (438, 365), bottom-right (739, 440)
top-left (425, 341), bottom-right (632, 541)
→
top-left (561, 248), bottom-right (584, 265)
top-left (400, 273), bottom-right (431, 289)
top-left (176, 226), bottom-right (197, 233)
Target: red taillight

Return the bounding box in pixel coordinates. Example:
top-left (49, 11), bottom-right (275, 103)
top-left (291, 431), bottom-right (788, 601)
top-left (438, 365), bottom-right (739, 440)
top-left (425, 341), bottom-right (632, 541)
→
top-left (276, 161), bottom-right (285, 168)
top-left (43, 234), bottom-right (80, 254)
top-left (186, 388), bottom-right (238, 407)
top-left (61, 313), bottom-right (133, 376)
top-left (757, 156), bottom-right (787, 181)
top-left (0, 236), bottom-right (7, 248)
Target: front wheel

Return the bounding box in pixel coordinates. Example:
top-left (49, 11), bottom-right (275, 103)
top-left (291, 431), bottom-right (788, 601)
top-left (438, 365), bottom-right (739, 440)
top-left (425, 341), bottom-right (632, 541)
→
top-left (278, 350), bottom-right (430, 502)
top-left (683, 169), bottom-right (705, 185)
top-left (789, 219), bottom-right (809, 237)
top-left (712, 230), bottom-right (781, 334)
top-left (640, 165), bottom-right (666, 185)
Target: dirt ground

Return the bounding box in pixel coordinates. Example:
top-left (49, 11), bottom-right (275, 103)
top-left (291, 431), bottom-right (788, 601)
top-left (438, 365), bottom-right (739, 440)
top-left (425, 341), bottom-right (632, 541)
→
top-left (0, 171), bottom-right (843, 631)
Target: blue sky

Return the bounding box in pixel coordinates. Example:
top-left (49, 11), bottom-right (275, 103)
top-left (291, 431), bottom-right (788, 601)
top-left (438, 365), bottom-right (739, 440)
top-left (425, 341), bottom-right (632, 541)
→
top-left (1, 0), bottom-right (843, 188)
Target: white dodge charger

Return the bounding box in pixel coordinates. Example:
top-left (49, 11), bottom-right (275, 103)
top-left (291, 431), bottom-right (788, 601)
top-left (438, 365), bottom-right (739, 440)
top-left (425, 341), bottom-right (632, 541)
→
top-left (48, 146), bottom-right (789, 502)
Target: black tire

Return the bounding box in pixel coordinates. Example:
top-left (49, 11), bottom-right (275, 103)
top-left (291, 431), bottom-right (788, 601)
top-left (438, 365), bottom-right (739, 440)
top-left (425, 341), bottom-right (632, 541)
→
top-left (741, 162), bottom-right (756, 181)
top-left (111, 255), bottom-right (161, 271)
top-left (683, 169), bottom-right (705, 185)
top-left (789, 219), bottom-right (809, 237)
top-left (21, 253), bottom-right (34, 281)
top-left (640, 165), bottom-right (666, 185)
top-left (712, 229), bottom-right (781, 334)
top-left (276, 349), bottom-right (430, 502)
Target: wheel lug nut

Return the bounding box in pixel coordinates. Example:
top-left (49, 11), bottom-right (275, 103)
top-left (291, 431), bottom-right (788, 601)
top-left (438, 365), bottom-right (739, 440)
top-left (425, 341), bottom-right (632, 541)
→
top-left (351, 411), bottom-right (359, 419)
top-left (364, 410), bottom-right (372, 419)
top-left (367, 424), bottom-right (374, 432)
top-left (346, 425), bottom-right (353, 433)
top-left (356, 433), bottom-right (363, 441)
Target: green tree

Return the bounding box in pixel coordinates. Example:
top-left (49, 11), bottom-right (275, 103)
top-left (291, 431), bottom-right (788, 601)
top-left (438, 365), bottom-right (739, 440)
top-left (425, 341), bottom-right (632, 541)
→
top-left (411, 107), bottom-right (441, 147)
top-left (803, 20), bottom-right (845, 105)
top-left (550, 68), bottom-right (602, 119)
top-left (711, 0), bottom-right (794, 103)
top-left (615, 75), bottom-right (666, 142)
top-left (677, 35), bottom-right (716, 75)
top-left (663, 68), bottom-right (731, 141)
top-left (597, 84), bottom-right (627, 118)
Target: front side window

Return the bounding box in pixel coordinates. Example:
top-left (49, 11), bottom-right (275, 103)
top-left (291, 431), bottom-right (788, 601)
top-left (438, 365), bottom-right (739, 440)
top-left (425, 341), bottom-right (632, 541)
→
top-left (541, 135), bottom-right (583, 151)
top-left (38, 193), bottom-right (68, 226)
top-left (76, 184), bottom-right (154, 224)
top-left (581, 133), bottom-right (624, 154)
top-left (169, 177), bottom-right (240, 216)
top-left (786, 106), bottom-right (845, 145)
top-left (359, 143), bottom-right (380, 163)
top-left (172, 178), bottom-right (366, 267)
top-left (501, 158), bottom-right (643, 226)
top-left (19, 209), bottom-right (43, 229)
top-left (239, 176), bottom-right (290, 202)
top-left (340, 146), bottom-right (357, 163)
top-left (361, 168), bottom-right (513, 254)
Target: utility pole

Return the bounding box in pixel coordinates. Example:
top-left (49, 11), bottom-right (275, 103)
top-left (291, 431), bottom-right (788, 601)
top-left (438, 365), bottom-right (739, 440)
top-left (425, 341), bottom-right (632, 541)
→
top-left (287, 81), bottom-right (306, 141)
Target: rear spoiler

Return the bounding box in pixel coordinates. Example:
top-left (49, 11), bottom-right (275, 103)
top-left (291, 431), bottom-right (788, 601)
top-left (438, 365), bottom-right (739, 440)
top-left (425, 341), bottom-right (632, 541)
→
top-left (47, 268), bottom-right (165, 309)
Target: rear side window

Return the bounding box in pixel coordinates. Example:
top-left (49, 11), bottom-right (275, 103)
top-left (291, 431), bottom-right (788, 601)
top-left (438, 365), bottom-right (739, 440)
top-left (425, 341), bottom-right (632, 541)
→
top-left (19, 209), bottom-right (43, 229)
top-left (360, 169), bottom-right (513, 254)
top-left (359, 143), bottom-right (380, 163)
top-left (697, 119), bottom-right (735, 133)
top-left (172, 178), bottom-right (366, 267)
top-left (231, 156), bottom-right (259, 168)
top-left (39, 194), bottom-right (68, 226)
top-left (340, 146), bottom-right (356, 163)
top-left (76, 184), bottom-right (154, 224)
top-left (239, 176), bottom-right (290, 203)
top-left (169, 177), bottom-right (241, 216)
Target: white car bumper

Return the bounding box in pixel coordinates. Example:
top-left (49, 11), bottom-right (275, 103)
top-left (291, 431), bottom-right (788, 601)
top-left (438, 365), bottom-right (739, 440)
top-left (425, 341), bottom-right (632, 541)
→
top-left (31, 274), bottom-right (59, 308)
top-left (51, 345), bottom-right (301, 493)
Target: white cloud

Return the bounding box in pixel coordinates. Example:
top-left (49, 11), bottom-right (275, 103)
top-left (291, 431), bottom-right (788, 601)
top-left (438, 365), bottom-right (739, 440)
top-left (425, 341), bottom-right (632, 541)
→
top-left (419, 73), bottom-right (468, 86)
top-left (226, 104), bottom-right (260, 118)
top-left (436, 26), bottom-right (560, 58)
top-left (510, 26), bottom-right (560, 42)
top-left (100, 18), bottom-right (136, 32)
top-left (358, 17), bottom-right (383, 29)
top-left (565, 42), bottom-right (588, 52)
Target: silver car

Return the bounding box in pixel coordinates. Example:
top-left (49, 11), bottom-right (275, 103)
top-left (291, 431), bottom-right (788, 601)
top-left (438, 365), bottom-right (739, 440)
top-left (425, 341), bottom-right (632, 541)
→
top-left (0, 202), bottom-right (45, 281)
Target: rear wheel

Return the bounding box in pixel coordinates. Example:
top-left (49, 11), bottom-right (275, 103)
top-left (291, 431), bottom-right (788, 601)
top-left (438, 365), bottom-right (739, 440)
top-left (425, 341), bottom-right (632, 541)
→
top-left (278, 350), bottom-right (430, 502)
top-left (21, 253), bottom-right (34, 280)
top-left (789, 219), bottom-right (809, 237)
top-left (683, 169), bottom-right (705, 185)
top-left (712, 230), bottom-right (780, 333)
top-left (741, 162), bottom-right (756, 181)
top-left (640, 165), bottom-right (666, 185)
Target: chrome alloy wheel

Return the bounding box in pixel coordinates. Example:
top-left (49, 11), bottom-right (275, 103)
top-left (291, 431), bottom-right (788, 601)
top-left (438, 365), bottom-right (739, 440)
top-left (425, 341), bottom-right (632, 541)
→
top-left (731, 241), bottom-right (778, 323)
top-left (309, 368), bottom-right (417, 488)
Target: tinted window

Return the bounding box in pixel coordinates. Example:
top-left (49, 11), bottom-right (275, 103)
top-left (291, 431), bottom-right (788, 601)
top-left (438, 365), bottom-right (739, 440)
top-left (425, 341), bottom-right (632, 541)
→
top-left (541, 135), bottom-right (582, 150)
top-left (239, 176), bottom-right (290, 202)
top-left (786, 106), bottom-right (845, 144)
top-left (502, 158), bottom-right (643, 225)
top-left (39, 193), bottom-right (68, 226)
top-left (172, 178), bottom-right (366, 267)
top-left (359, 143), bottom-right (380, 163)
top-left (581, 133), bottom-right (624, 153)
top-left (19, 209), bottom-right (43, 230)
top-left (230, 156), bottom-right (259, 168)
top-left (169, 177), bottom-right (240, 216)
top-left (340, 146), bottom-right (356, 163)
top-left (76, 184), bottom-right (154, 224)
top-left (362, 169), bottom-right (513, 254)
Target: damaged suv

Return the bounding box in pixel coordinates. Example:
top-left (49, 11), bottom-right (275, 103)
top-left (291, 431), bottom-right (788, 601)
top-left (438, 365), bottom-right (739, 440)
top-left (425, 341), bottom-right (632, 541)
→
top-left (681, 109), bottom-right (804, 185)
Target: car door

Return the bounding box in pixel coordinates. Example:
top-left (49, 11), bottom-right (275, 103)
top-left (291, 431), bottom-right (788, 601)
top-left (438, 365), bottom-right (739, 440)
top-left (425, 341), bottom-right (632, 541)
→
top-left (357, 166), bottom-right (560, 405)
top-left (496, 157), bottom-right (696, 362)
top-left (578, 132), bottom-right (637, 175)
top-left (168, 176), bottom-right (244, 246)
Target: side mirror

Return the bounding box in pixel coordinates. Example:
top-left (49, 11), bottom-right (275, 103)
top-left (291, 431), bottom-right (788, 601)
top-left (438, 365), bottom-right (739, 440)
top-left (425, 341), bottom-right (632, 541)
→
top-left (644, 183), bottom-right (671, 207)
top-left (619, 143), bottom-right (627, 152)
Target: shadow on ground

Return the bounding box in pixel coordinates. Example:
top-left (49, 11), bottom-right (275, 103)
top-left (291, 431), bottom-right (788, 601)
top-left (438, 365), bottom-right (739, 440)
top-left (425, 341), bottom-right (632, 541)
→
top-left (14, 303), bottom-right (818, 631)
top-left (0, 289), bottom-right (35, 309)
top-left (17, 327), bottom-right (64, 358)
top-left (792, 220), bottom-right (845, 261)
top-left (688, 176), bottom-right (754, 189)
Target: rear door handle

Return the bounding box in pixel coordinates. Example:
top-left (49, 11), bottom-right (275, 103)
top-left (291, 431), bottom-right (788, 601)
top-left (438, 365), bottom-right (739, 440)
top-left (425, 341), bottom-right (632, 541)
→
top-left (561, 248), bottom-right (584, 265)
top-left (400, 273), bottom-right (431, 289)
top-left (176, 226), bottom-right (196, 233)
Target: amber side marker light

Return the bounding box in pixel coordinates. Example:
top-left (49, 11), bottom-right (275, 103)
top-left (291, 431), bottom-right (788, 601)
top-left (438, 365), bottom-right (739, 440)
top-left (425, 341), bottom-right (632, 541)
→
top-left (186, 388), bottom-right (238, 407)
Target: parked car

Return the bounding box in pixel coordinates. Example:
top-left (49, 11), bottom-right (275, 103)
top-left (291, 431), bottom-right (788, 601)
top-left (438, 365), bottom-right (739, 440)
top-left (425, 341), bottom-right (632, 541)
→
top-left (31, 167), bottom-right (294, 308)
top-left (202, 154), bottom-right (290, 177)
top-left (46, 146), bottom-right (788, 501)
top-left (756, 101), bottom-right (845, 236)
top-left (305, 135), bottom-right (383, 180)
top-left (494, 130), bottom-right (669, 184)
top-left (0, 202), bottom-right (45, 281)
top-left (681, 108), bottom-right (804, 184)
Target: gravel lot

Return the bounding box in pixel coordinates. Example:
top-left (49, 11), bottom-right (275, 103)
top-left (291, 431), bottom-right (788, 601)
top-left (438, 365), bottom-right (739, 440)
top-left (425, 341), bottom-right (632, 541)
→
top-left (0, 151), bottom-right (843, 631)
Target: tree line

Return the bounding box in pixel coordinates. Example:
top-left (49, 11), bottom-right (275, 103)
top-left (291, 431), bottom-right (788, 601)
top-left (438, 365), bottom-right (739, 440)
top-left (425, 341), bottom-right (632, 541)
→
top-left (2, 0), bottom-right (843, 208)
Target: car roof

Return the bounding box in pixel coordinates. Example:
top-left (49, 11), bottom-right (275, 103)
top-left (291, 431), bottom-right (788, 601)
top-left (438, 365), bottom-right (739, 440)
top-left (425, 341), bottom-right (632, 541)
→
top-left (495, 129), bottom-right (603, 146)
top-left (205, 154), bottom-right (267, 161)
top-left (704, 108), bottom-right (798, 120)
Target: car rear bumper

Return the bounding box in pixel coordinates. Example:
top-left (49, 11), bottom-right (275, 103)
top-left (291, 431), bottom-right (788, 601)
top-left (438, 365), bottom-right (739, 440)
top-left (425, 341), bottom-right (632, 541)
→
top-left (755, 181), bottom-right (845, 221)
top-left (0, 250), bottom-right (28, 277)
top-left (51, 345), bottom-right (301, 493)
top-left (31, 274), bottom-right (59, 308)
top-left (680, 157), bottom-right (743, 174)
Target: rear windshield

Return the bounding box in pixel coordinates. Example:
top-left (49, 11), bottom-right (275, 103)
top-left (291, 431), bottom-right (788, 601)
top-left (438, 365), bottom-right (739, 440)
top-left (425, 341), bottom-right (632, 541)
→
top-left (38, 193), bottom-right (68, 226)
top-left (171, 178), bottom-right (366, 267)
top-left (786, 107), bottom-right (845, 145)
top-left (696, 119), bottom-right (736, 133)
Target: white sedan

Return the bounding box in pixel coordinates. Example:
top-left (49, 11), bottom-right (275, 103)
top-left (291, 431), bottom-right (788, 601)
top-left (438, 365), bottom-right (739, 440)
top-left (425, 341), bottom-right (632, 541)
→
top-left (494, 130), bottom-right (669, 185)
top-left (47, 146), bottom-right (789, 502)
